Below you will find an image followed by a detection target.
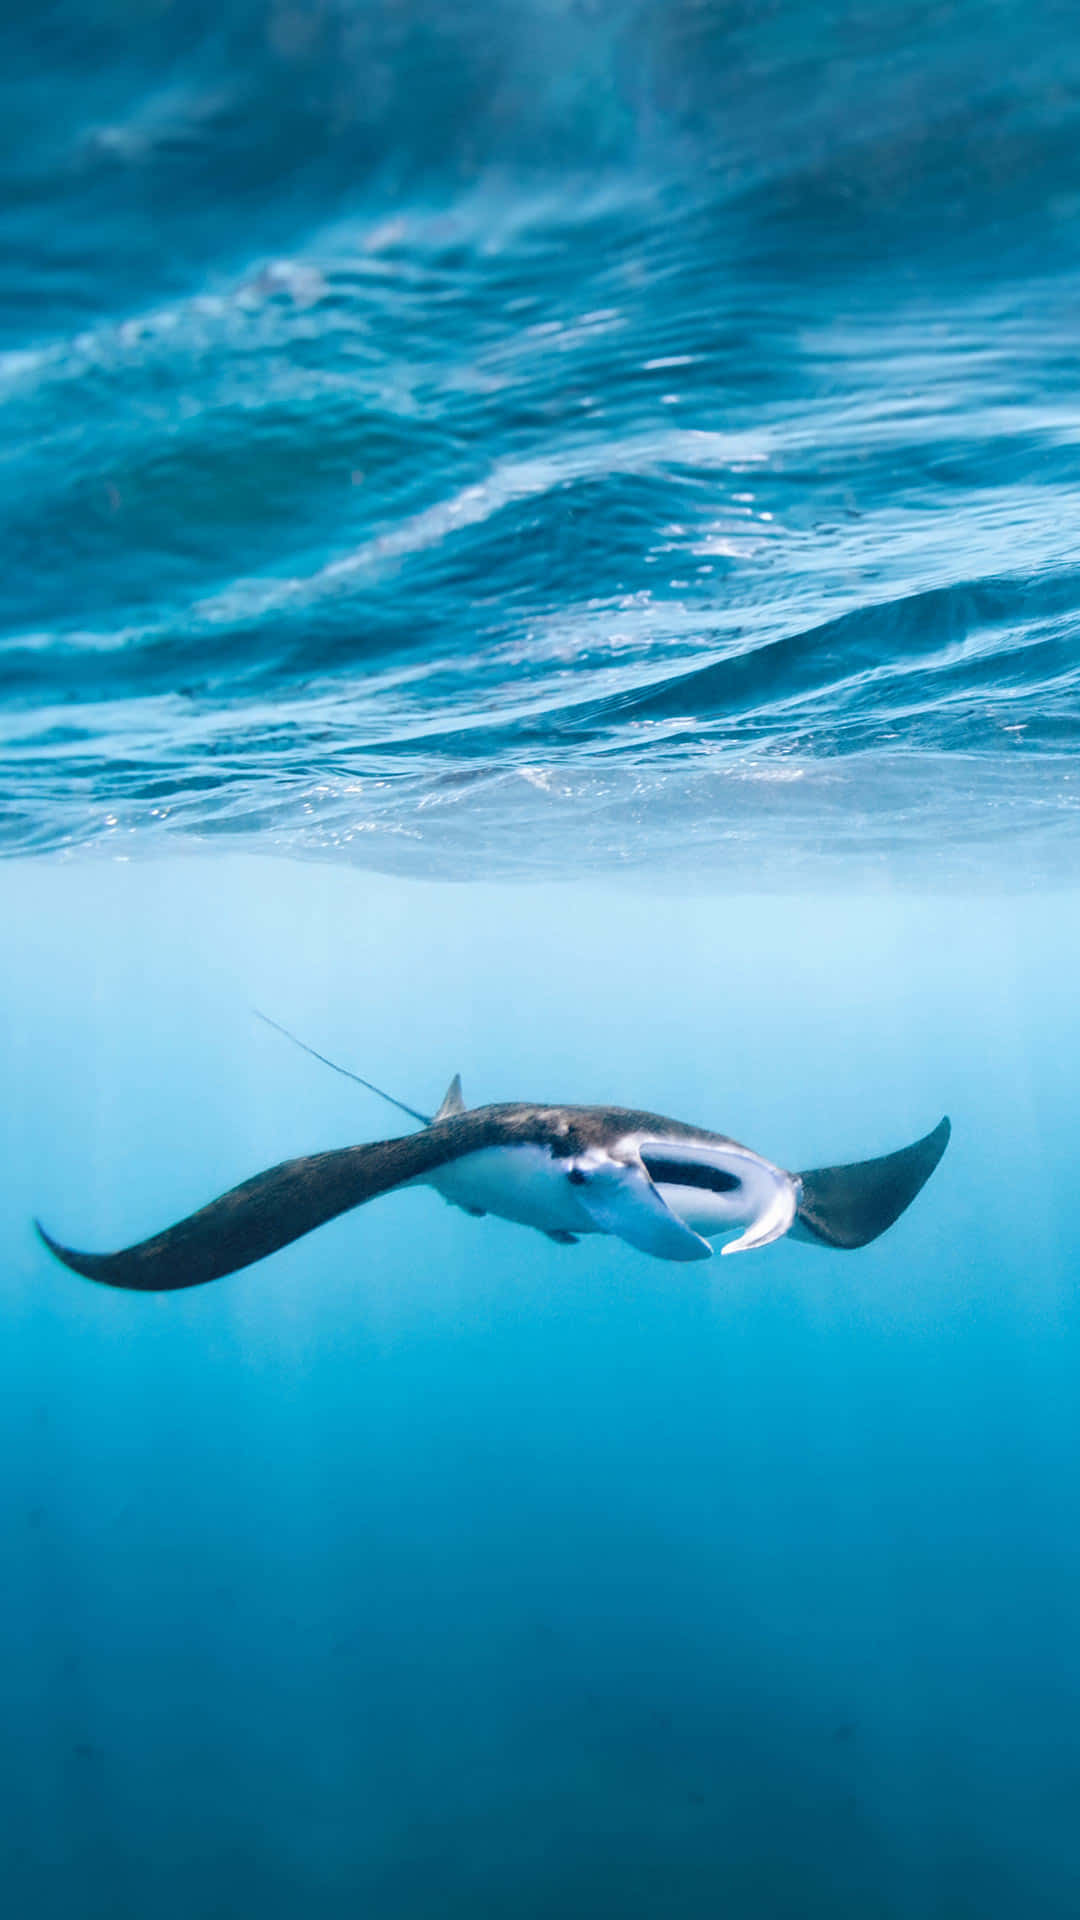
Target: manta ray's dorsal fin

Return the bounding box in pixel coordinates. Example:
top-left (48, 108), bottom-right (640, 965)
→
top-left (433, 1074), bottom-right (466, 1122)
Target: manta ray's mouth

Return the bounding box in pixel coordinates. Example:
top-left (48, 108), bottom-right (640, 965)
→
top-left (639, 1150), bottom-right (741, 1194)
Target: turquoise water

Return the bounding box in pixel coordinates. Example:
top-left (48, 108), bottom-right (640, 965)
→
top-left (5, 861), bottom-right (1080, 1916)
top-left (5, 2), bottom-right (1080, 1914)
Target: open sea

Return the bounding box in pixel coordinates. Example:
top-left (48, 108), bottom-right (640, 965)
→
top-left (4, 3), bottom-right (1080, 1915)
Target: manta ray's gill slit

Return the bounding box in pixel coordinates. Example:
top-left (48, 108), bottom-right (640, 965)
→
top-left (639, 1153), bottom-right (742, 1194)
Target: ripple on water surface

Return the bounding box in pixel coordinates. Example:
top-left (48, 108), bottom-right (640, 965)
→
top-left (3, 0), bottom-right (1080, 881)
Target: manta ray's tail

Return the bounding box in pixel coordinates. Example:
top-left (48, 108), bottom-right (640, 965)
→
top-left (791, 1115), bottom-right (951, 1250)
top-left (35, 1131), bottom-right (445, 1293)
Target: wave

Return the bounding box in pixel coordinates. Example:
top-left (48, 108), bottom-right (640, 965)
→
top-left (3, 1), bottom-right (1080, 878)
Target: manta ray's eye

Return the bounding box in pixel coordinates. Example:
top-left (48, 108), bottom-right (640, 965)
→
top-left (567, 1167), bottom-right (587, 1185)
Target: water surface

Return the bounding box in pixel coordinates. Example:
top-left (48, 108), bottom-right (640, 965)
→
top-left (4, 0), bottom-right (1080, 879)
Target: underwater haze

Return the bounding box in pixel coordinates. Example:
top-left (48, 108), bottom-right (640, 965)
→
top-left (7, 859), bottom-right (1080, 1920)
top-left (5, 1), bottom-right (1080, 1916)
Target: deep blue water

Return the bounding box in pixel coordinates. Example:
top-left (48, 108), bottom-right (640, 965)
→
top-left (5, 4), bottom-right (1080, 1916)
top-left (6, 859), bottom-right (1080, 1920)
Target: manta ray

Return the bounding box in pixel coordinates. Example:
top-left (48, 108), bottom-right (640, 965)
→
top-left (35, 1026), bottom-right (950, 1292)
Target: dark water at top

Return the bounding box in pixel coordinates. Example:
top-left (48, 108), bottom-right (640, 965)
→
top-left (4, 0), bottom-right (1080, 879)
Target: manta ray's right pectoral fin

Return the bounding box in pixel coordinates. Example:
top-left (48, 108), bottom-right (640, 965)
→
top-left (791, 1115), bottom-right (951, 1250)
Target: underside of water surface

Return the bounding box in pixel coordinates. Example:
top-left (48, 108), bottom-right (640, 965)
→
top-left (3, 0), bottom-right (1080, 882)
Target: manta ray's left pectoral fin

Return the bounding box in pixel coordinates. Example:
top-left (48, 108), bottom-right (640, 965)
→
top-left (35, 1131), bottom-right (443, 1292)
top-left (572, 1160), bottom-right (712, 1263)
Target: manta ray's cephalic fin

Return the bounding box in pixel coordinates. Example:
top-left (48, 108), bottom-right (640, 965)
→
top-left (573, 1160), bottom-right (712, 1262)
top-left (791, 1116), bottom-right (951, 1250)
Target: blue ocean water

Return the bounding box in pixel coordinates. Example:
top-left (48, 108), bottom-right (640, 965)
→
top-left (7, 859), bottom-right (1080, 1920)
top-left (4, 3), bottom-right (1080, 1915)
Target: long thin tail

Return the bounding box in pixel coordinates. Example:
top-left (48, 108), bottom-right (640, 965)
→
top-left (791, 1116), bottom-right (951, 1250)
top-left (35, 1130), bottom-right (446, 1292)
top-left (253, 1010), bottom-right (433, 1126)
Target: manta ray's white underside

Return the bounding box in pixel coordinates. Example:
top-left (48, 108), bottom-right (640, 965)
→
top-left (426, 1135), bottom-right (798, 1260)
